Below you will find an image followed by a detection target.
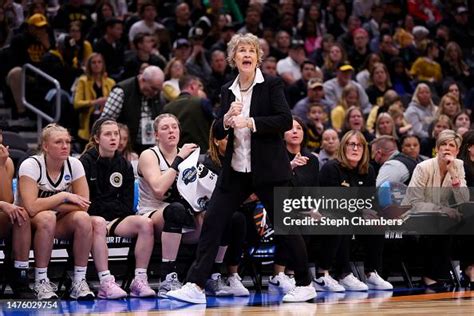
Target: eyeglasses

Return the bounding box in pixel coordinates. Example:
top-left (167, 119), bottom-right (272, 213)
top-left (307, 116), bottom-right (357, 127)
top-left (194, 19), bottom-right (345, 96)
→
top-left (346, 142), bottom-right (363, 149)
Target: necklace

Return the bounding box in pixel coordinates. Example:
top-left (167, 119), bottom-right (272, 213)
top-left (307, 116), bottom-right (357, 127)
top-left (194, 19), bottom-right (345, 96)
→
top-left (239, 82), bottom-right (252, 92)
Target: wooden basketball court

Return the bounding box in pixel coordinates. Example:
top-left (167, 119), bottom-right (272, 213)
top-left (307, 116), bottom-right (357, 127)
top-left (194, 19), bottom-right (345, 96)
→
top-left (149, 291), bottom-right (474, 315)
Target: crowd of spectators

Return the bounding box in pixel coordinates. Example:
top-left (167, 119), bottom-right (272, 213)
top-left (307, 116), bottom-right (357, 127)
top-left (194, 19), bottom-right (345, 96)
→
top-left (1, 0), bottom-right (474, 298)
top-left (0, 1), bottom-right (471, 147)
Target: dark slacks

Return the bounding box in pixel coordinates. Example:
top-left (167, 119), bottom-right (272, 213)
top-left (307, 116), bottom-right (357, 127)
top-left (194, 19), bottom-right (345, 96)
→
top-left (318, 235), bottom-right (352, 276)
top-left (186, 169), bottom-right (311, 287)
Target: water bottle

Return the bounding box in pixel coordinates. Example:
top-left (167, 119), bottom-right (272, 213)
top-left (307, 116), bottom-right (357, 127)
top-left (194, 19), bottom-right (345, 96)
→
top-left (378, 181), bottom-right (392, 208)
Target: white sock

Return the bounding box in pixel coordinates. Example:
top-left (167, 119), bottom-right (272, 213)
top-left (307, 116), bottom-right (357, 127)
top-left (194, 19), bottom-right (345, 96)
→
top-left (35, 267), bottom-right (48, 282)
top-left (14, 260), bottom-right (29, 269)
top-left (98, 270), bottom-right (111, 283)
top-left (135, 268), bottom-right (147, 278)
top-left (73, 266), bottom-right (87, 282)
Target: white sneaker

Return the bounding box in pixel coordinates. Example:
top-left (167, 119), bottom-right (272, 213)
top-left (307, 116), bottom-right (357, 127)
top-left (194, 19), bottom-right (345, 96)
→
top-left (312, 275), bottom-right (345, 292)
top-left (226, 273), bottom-right (250, 296)
top-left (282, 285), bottom-right (317, 303)
top-left (339, 273), bottom-right (368, 291)
top-left (70, 279), bottom-right (95, 300)
top-left (158, 272), bottom-right (182, 298)
top-left (366, 272), bottom-right (393, 290)
top-left (167, 282), bottom-right (206, 304)
top-left (268, 272), bottom-right (296, 295)
top-left (205, 273), bottom-right (233, 296)
top-left (33, 279), bottom-right (58, 300)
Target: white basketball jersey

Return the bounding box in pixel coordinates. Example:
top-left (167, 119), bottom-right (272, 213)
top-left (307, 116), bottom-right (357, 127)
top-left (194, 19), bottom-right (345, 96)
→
top-left (16, 155), bottom-right (85, 204)
top-left (137, 146), bottom-right (171, 214)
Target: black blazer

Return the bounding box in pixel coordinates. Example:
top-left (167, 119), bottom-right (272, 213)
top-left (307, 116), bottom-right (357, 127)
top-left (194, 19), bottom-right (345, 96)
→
top-left (214, 73), bottom-right (293, 189)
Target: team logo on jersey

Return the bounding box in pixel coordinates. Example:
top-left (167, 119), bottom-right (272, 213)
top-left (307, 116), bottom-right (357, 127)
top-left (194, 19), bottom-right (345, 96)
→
top-left (197, 163), bottom-right (209, 178)
top-left (110, 172), bottom-right (123, 187)
top-left (197, 196), bottom-right (210, 211)
top-left (182, 167), bottom-right (197, 185)
top-left (64, 174), bottom-right (71, 181)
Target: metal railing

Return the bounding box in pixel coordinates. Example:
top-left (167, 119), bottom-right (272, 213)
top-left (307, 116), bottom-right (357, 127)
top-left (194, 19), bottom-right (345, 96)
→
top-left (21, 63), bottom-right (61, 139)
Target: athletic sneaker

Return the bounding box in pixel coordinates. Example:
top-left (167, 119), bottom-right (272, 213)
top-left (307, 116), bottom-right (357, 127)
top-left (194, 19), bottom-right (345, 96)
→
top-left (312, 275), bottom-right (345, 292)
top-left (33, 279), bottom-right (58, 300)
top-left (158, 272), bottom-right (182, 298)
top-left (167, 282), bottom-right (206, 304)
top-left (339, 273), bottom-right (368, 291)
top-left (226, 273), bottom-right (250, 296)
top-left (268, 272), bottom-right (296, 295)
top-left (366, 272), bottom-right (393, 290)
top-left (282, 285), bottom-right (317, 303)
top-left (98, 275), bottom-right (128, 299)
top-left (205, 273), bottom-right (233, 296)
top-left (130, 275), bottom-right (156, 297)
top-left (70, 279), bottom-right (95, 300)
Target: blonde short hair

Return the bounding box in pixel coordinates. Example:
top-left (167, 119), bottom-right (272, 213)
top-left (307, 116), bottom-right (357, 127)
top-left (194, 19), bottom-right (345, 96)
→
top-left (226, 33), bottom-right (263, 69)
top-left (40, 123), bottom-right (70, 153)
top-left (436, 129), bottom-right (462, 149)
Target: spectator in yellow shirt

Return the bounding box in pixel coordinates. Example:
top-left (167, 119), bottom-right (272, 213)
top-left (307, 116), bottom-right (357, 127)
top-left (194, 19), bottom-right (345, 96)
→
top-left (410, 40), bottom-right (442, 84)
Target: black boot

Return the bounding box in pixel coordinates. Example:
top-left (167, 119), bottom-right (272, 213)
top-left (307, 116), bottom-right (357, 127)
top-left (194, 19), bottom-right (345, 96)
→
top-left (10, 268), bottom-right (36, 299)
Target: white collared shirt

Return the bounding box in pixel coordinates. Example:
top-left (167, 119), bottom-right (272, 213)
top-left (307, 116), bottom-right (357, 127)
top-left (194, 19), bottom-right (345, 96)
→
top-left (228, 68), bottom-right (264, 173)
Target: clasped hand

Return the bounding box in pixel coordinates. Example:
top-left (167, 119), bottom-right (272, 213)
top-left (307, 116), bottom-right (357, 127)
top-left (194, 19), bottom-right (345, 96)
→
top-left (224, 102), bottom-right (248, 129)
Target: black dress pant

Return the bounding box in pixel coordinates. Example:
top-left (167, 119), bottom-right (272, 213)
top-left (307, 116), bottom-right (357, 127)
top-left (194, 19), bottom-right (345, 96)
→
top-left (359, 235), bottom-right (385, 274)
top-left (186, 169), bottom-right (311, 287)
top-left (318, 235), bottom-right (352, 276)
top-left (421, 236), bottom-right (452, 281)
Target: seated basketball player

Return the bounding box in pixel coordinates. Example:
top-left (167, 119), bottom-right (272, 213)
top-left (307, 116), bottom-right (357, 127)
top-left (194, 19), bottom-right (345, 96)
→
top-left (80, 118), bottom-right (156, 299)
top-left (17, 124), bottom-right (94, 300)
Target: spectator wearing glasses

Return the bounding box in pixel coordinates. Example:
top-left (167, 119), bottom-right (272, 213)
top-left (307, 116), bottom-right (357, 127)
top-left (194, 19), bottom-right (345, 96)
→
top-left (316, 130), bottom-right (392, 292)
top-left (100, 65), bottom-right (164, 153)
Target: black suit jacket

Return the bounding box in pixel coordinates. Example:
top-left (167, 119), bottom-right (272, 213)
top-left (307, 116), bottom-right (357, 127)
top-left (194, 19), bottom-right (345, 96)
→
top-left (214, 73), bottom-right (293, 189)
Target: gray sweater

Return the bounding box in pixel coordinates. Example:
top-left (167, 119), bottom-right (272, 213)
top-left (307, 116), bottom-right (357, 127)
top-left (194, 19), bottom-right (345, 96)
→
top-left (404, 101), bottom-right (437, 139)
top-left (322, 78), bottom-right (372, 114)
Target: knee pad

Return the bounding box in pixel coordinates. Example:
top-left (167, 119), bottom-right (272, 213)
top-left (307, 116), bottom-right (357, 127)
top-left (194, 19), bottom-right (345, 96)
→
top-left (163, 202), bottom-right (194, 233)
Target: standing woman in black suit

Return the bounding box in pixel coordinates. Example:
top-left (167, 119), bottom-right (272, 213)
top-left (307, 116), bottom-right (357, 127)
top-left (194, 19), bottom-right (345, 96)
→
top-left (167, 33), bottom-right (316, 304)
